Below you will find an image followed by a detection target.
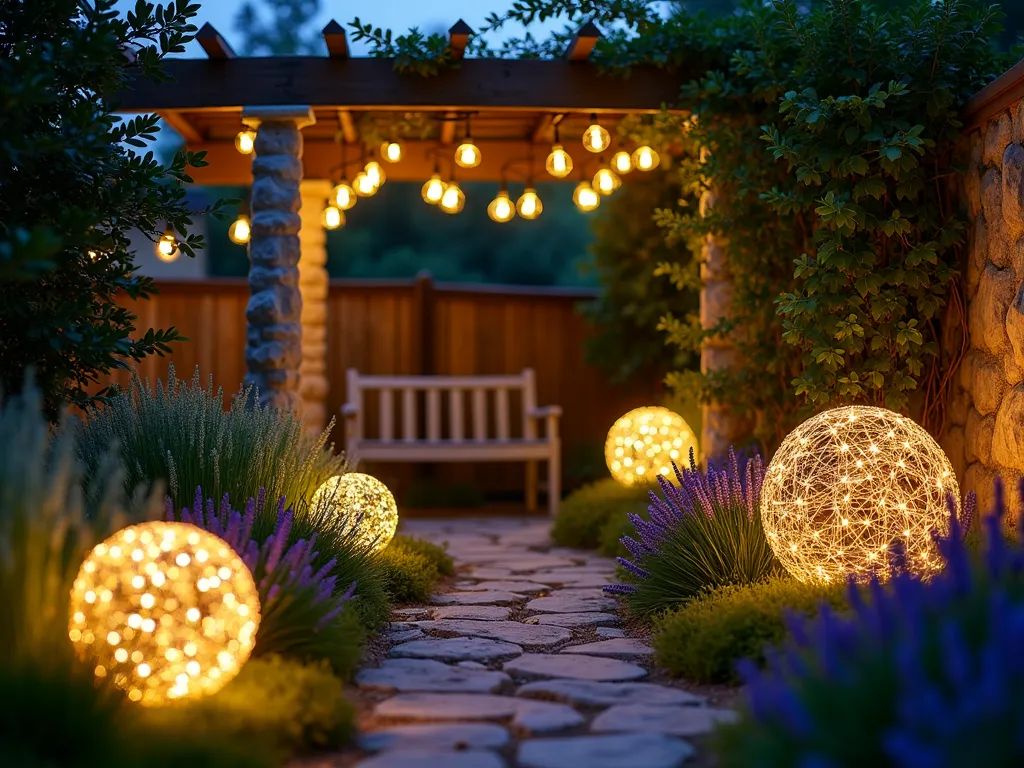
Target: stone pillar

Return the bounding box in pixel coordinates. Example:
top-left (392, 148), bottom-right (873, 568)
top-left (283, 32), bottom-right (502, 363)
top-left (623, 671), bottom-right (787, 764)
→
top-left (242, 106), bottom-right (314, 413)
top-left (700, 180), bottom-right (754, 461)
top-left (298, 179), bottom-right (331, 434)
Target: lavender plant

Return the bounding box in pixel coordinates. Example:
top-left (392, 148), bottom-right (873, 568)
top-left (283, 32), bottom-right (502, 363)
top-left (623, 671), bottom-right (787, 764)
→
top-left (606, 447), bottom-right (782, 617)
top-left (169, 488), bottom-right (363, 678)
top-left (716, 481), bottom-right (1022, 768)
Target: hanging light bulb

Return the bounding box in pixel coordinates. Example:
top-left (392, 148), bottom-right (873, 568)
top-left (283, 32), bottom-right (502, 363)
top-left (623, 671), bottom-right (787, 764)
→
top-left (487, 186), bottom-right (515, 223)
top-left (632, 145), bottom-right (660, 171)
top-left (612, 150), bottom-right (633, 174)
top-left (155, 229), bottom-right (179, 262)
top-left (333, 179), bottom-right (356, 210)
top-left (354, 171), bottom-right (378, 197)
top-left (573, 181), bottom-right (601, 212)
top-left (364, 160), bottom-right (386, 188)
top-left (582, 114), bottom-right (610, 154)
top-left (455, 116), bottom-right (481, 168)
top-left (516, 187), bottom-right (543, 220)
top-left (228, 214), bottom-right (251, 244)
top-left (439, 181), bottom-right (465, 214)
top-left (322, 204), bottom-right (344, 230)
top-left (381, 141), bottom-right (402, 163)
top-left (545, 144), bottom-right (573, 179)
top-left (234, 128), bottom-right (256, 155)
top-left (593, 165), bottom-right (621, 196)
top-left (421, 172), bottom-right (447, 205)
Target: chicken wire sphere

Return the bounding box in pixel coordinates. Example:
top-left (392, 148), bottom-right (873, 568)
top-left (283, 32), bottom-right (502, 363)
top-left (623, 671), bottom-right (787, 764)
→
top-left (761, 405), bottom-right (959, 584)
top-left (68, 521), bottom-right (260, 706)
top-left (312, 473), bottom-right (398, 553)
top-left (605, 406), bottom-right (698, 487)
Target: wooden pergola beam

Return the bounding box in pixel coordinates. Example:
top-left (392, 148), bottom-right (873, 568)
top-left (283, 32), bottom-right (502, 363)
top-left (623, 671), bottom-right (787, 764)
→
top-left (565, 21), bottom-right (601, 61)
top-left (448, 20), bottom-right (473, 60)
top-left (338, 109), bottom-right (358, 144)
top-left (440, 112), bottom-right (458, 145)
top-left (322, 20), bottom-right (350, 59)
top-left (531, 113), bottom-right (563, 144)
top-left (160, 110), bottom-right (203, 143)
top-left (196, 23), bottom-right (235, 60)
top-left (116, 59), bottom-right (686, 113)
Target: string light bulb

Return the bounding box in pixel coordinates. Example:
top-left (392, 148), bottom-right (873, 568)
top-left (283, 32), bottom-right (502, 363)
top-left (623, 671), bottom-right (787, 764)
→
top-left (228, 214), bottom-right (250, 245)
top-left (760, 405), bottom-right (960, 585)
top-left (354, 171), bottom-right (378, 197)
top-left (439, 181), bottom-right (465, 214)
top-left (593, 165), bottom-right (621, 196)
top-left (155, 230), bottom-right (179, 263)
top-left (545, 144), bottom-right (573, 179)
top-left (516, 187), bottom-right (543, 220)
top-left (582, 114), bottom-right (610, 153)
top-left (573, 181), bottom-right (600, 212)
top-left (364, 160), bottom-right (386, 188)
top-left (632, 145), bottom-right (660, 171)
top-left (333, 180), bottom-right (356, 211)
top-left (487, 186), bottom-right (516, 223)
top-left (455, 116), bottom-right (482, 168)
top-left (421, 173), bottom-right (446, 205)
top-left (381, 141), bottom-right (402, 163)
top-left (322, 204), bottom-right (344, 230)
top-left (612, 150), bottom-right (633, 174)
top-left (234, 128), bottom-right (256, 155)
top-left (605, 406), bottom-right (697, 487)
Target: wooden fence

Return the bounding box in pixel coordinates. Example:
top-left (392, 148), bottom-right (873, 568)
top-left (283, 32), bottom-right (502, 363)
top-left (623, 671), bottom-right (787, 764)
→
top-left (108, 275), bottom-right (662, 501)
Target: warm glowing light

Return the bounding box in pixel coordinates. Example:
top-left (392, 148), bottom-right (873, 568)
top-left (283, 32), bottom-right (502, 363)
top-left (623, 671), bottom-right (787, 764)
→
top-left (516, 188), bottom-right (543, 220)
top-left (545, 144), bottom-right (573, 178)
top-left (573, 181), bottom-right (600, 212)
top-left (354, 171), bottom-right (378, 197)
top-left (234, 129), bottom-right (256, 155)
top-left (761, 405), bottom-right (959, 584)
top-left (69, 521), bottom-right (260, 706)
top-left (155, 232), bottom-right (179, 263)
top-left (487, 189), bottom-right (515, 223)
top-left (582, 120), bottom-right (610, 153)
top-left (439, 182), bottom-right (465, 214)
top-left (605, 406), bottom-right (698, 487)
top-left (455, 140), bottom-right (482, 169)
top-left (421, 174), bottom-right (446, 204)
top-left (593, 166), bottom-right (621, 196)
top-left (322, 204), bottom-right (344, 230)
top-left (632, 145), bottom-right (660, 171)
top-left (333, 181), bottom-right (356, 210)
top-left (364, 161), bottom-right (386, 188)
top-left (612, 151), bottom-right (633, 174)
top-left (311, 473), bottom-right (399, 553)
top-left (381, 141), bottom-right (402, 163)
top-left (228, 215), bottom-right (250, 245)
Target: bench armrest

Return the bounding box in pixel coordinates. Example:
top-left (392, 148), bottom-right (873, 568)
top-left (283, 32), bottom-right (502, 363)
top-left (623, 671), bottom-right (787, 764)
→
top-left (528, 405), bottom-right (563, 419)
top-left (341, 403), bottom-right (359, 418)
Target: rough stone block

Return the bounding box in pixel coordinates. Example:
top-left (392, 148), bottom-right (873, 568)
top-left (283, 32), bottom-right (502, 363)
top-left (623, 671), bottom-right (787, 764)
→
top-left (947, 385), bottom-right (969, 426)
top-left (965, 408), bottom-right (995, 466)
top-left (248, 265), bottom-right (299, 292)
top-left (1002, 144), bottom-right (1024, 240)
top-left (1006, 280), bottom-right (1024, 371)
top-left (963, 162), bottom-right (982, 220)
top-left (253, 122), bottom-right (301, 156)
top-left (701, 239), bottom-right (730, 282)
top-left (965, 462), bottom-right (1000, 520)
top-left (981, 166), bottom-right (1002, 228)
top-left (252, 153), bottom-right (302, 182)
top-left (941, 424), bottom-right (967, 482)
top-left (250, 210), bottom-right (301, 237)
top-left (968, 264), bottom-right (1015, 355)
top-left (992, 384), bottom-right (1024, 472)
top-left (251, 175), bottom-right (301, 212)
top-left (960, 349), bottom-right (977, 393)
top-left (259, 322), bottom-right (303, 342)
top-left (983, 113), bottom-right (1012, 167)
top-left (1015, 103), bottom-right (1024, 145)
top-left (248, 234), bottom-right (300, 267)
top-left (245, 338), bottom-right (302, 371)
top-left (263, 368), bottom-right (302, 389)
top-left (246, 286), bottom-right (302, 325)
top-left (971, 353), bottom-right (1008, 416)
top-left (300, 300), bottom-right (328, 326)
top-left (966, 217), bottom-right (987, 299)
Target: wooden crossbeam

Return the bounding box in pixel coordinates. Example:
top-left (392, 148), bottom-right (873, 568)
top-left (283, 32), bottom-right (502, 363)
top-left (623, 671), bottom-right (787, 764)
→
top-left (531, 113), bottom-right (563, 144)
top-left (322, 20), bottom-right (350, 58)
top-left (440, 112), bottom-right (458, 145)
top-left (160, 110), bottom-right (202, 143)
top-left (448, 20), bottom-right (473, 60)
top-left (196, 23), bottom-right (235, 59)
top-left (565, 21), bottom-right (601, 61)
top-left (338, 109), bottom-right (358, 144)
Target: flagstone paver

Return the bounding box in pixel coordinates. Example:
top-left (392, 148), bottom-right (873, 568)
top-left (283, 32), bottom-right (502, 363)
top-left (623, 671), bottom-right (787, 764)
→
top-left (340, 516), bottom-right (734, 768)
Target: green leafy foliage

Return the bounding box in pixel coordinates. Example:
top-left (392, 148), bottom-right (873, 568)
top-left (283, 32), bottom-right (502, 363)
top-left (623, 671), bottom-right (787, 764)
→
top-left (377, 535), bottom-right (455, 603)
top-left (0, 0), bottom-right (232, 417)
top-left (390, 534), bottom-right (456, 577)
top-left (653, 577), bottom-right (848, 683)
top-left (551, 478), bottom-right (653, 551)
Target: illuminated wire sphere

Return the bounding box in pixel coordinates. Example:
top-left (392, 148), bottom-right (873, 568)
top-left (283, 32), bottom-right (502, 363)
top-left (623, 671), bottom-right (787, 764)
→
top-left (516, 187), bottom-right (543, 220)
top-left (228, 215), bottom-right (250, 245)
top-left (455, 139), bottom-right (482, 169)
top-left (605, 406), bottom-right (697, 487)
top-left (593, 166), bottom-right (621, 196)
top-left (439, 182), bottom-right (465, 214)
top-left (422, 174), bottom-right (447, 205)
top-left (234, 129), bottom-right (256, 155)
top-left (545, 144), bottom-right (573, 178)
top-left (760, 405), bottom-right (959, 585)
top-left (333, 180), bottom-right (356, 210)
top-left (322, 204), bottom-right (344, 230)
top-left (69, 521), bottom-right (260, 706)
top-left (155, 231), bottom-right (179, 263)
top-left (582, 122), bottom-right (610, 153)
top-left (632, 145), bottom-right (660, 171)
top-left (381, 141), bottom-right (402, 163)
top-left (611, 150), bottom-right (633, 174)
top-left (312, 473), bottom-right (399, 553)
top-left (573, 181), bottom-right (600, 212)
top-left (487, 189), bottom-right (515, 223)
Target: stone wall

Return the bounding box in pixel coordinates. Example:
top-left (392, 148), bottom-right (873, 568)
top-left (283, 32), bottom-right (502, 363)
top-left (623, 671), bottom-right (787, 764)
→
top-left (943, 99), bottom-right (1024, 517)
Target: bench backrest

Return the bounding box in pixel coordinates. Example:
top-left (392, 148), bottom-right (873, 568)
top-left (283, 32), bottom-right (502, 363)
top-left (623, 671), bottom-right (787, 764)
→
top-left (345, 368), bottom-right (538, 444)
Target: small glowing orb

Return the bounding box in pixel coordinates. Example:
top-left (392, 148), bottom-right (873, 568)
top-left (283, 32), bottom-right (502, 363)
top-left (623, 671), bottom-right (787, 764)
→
top-left (604, 406), bottom-right (698, 487)
top-left (312, 473), bottom-right (398, 553)
top-left (69, 521), bottom-right (260, 706)
top-left (761, 405), bottom-right (959, 584)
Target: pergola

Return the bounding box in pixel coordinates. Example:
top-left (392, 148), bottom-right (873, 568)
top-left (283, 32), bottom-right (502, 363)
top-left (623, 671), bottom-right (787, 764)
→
top-left (116, 20), bottom-right (743, 455)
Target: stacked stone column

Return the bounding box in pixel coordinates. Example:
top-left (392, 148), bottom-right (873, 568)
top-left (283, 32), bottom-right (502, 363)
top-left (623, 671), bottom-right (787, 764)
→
top-left (242, 107), bottom-right (314, 414)
top-left (298, 179), bottom-right (332, 434)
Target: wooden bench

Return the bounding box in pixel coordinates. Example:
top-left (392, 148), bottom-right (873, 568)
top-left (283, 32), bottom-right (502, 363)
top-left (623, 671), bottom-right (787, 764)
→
top-left (341, 368), bottom-right (562, 516)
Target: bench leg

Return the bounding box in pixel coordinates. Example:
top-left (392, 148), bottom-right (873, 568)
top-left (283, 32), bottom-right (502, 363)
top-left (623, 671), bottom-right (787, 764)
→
top-left (547, 446), bottom-right (561, 517)
top-left (525, 460), bottom-right (538, 512)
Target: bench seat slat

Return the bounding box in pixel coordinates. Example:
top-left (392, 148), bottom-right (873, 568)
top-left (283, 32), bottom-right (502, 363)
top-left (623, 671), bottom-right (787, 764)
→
top-left (356, 440), bottom-right (553, 462)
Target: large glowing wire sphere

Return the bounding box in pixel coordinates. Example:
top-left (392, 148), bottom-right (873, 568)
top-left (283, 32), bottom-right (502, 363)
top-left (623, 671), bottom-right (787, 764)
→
top-left (605, 406), bottom-right (698, 487)
top-left (69, 521), bottom-right (260, 706)
top-left (312, 473), bottom-right (398, 553)
top-left (761, 405), bottom-right (959, 584)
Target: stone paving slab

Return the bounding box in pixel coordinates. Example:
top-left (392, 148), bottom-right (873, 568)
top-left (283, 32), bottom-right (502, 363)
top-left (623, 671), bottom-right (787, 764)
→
top-left (459, 581), bottom-right (553, 594)
top-left (358, 723), bottom-right (511, 752)
top-left (355, 749), bottom-right (507, 768)
top-left (515, 679), bottom-right (706, 708)
top-left (528, 612), bottom-right (619, 627)
top-left (390, 638), bottom-right (523, 662)
top-left (387, 628), bottom-right (426, 643)
top-left (430, 591), bottom-right (526, 606)
top-left (524, 595), bottom-right (618, 614)
top-left (516, 733), bottom-right (695, 768)
top-left (595, 626), bottom-right (626, 638)
top-left (503, 654), bottom-right (648, 682)
top-left (590, 703), bottom-right (740, 737)
top-left (414, 620), bottom-right (572, 649)
top-left (431, 605), bottom-right (511, 622)
top-left (356, 658), bottom-right (511, 694)
top-left (373, 693), bottom-right (584, 734)
top-left (560, 638), bottom-right (654, 657)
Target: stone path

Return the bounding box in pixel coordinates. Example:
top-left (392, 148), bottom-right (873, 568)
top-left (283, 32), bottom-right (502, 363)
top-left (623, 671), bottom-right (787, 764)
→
top-left (349, 517), bottom-right (737, 767)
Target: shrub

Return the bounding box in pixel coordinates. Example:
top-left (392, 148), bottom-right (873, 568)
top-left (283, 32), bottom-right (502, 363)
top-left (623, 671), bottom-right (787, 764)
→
top-left (552, 477), bottom-right (652, 550)
top-left (608, 448), bottom-right (782, 616)
top-left (715, 481), bottom-right (1024, 767)
top-left (377, 535), bottom-right (454, 603)
top-left (392, 534), bottom-right (456, 576)
top-left (654, 577), bottom-right (848, 684)
top-left (169, 488), bottom-right (364, 678)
